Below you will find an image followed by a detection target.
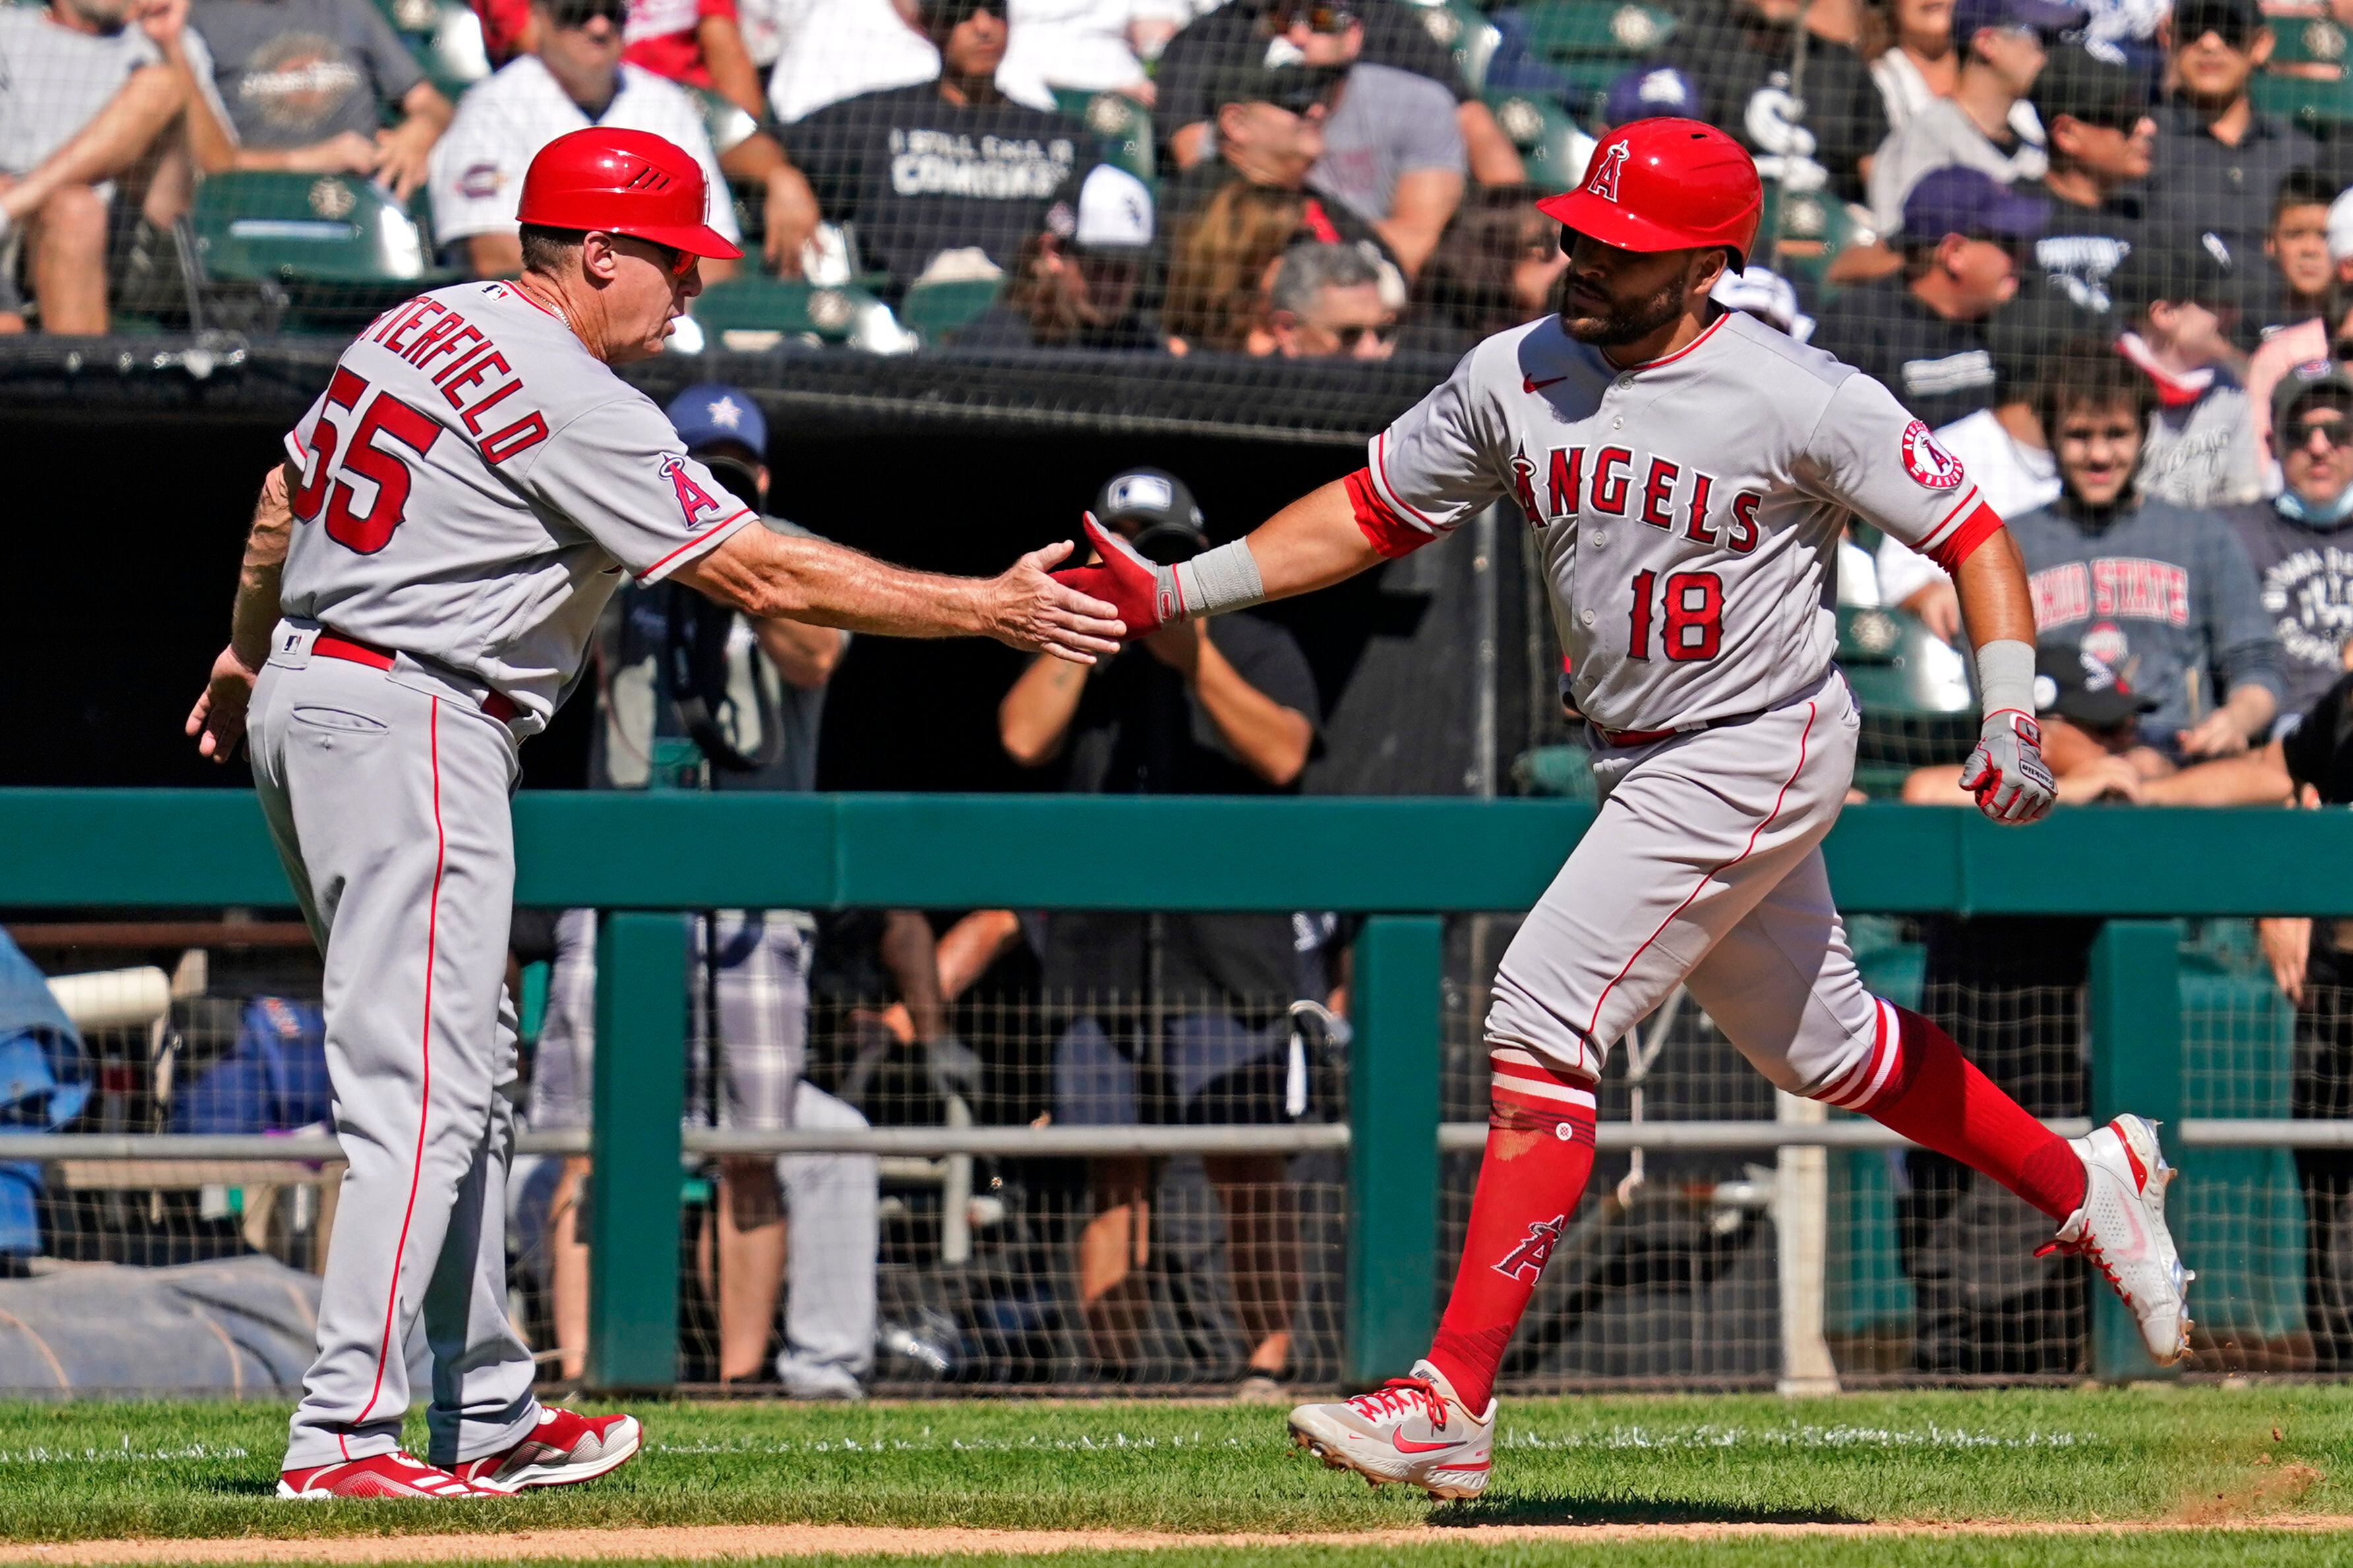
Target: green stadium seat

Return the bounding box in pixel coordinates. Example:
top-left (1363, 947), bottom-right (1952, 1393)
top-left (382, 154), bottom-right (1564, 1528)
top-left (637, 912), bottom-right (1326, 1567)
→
top-left (1508, 741), bottom-right (1597, 800)
top-left (371, 0), bottom-right (491, 102)
top-left (192, 172), bottom-right (457, 330)
top-left (1516, 0), bottom-right (1680, 61)
top-left (1049, 89), bottom-right (1155, 185)
top-left (1480, 87), bottom-right (1595, 193)
top-left (1754, 183), bottom-right (1853, 293)
top-left (2266, 16), bottom-right (2349, 71)
top-left (1837, 603), bottom-right (1977, 795)
top-left (899, 276), bottom-right (1004, 343)
top-left (1406, 0), bottom-right (1501, 91)
top-left (692, 277), bottom-right (893, 351)
top-left (2253, 71), bottom-right (2353, 132)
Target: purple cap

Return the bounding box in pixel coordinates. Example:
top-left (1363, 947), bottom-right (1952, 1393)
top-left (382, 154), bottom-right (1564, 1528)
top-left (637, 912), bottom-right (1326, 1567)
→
top-left (1952, 0), bottom-right (2087, 40)
top-left (1603, 65), bottom-right (1700, 128)
top-left (1898, 165), bottom-right (2052, 243)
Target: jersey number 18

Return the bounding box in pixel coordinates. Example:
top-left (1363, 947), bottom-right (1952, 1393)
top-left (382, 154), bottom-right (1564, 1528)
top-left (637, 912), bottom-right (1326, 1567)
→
top-left (1626, 569), bottom-right (1723, 662)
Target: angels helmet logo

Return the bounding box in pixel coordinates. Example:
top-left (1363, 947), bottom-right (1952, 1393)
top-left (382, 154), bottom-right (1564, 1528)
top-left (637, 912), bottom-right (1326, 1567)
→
top-left (1491, 1213), bottom-right (1567, 1285)
top-left (659, 453), bottom-right (724, 527)
top-left (1900, 419), bottom-right (1965, 490)
top-left (1585, 140), bottom-right (1631, 203)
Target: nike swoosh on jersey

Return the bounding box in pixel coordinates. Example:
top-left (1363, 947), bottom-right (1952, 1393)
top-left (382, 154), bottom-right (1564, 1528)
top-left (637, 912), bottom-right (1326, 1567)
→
top-left (1524, 374), bottom-right (1568, 394)
top-left (1392, 1432), bottom-right (1472, 1455)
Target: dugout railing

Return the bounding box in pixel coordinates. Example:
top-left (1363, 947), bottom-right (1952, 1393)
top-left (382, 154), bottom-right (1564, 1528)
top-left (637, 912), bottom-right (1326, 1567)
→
top-left (5, 791), bottom-right (2352, 1393)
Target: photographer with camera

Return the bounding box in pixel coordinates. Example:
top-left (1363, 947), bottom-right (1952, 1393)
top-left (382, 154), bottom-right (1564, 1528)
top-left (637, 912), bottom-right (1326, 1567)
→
top-left (527, 383), bottom-right (879, 1398)
top-left (998, 467), bottom-right (1322, 1397)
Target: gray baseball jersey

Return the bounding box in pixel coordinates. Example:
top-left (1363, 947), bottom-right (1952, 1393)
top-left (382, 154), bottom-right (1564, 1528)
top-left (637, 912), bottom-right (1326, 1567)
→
top-left (278, 279), bottom-right (758, 734)
top-left (1357, 308), bottom-right (2001, 733)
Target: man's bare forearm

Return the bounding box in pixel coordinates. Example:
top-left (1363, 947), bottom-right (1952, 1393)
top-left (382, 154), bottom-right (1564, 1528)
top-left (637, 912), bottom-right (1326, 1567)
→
top-left (4, 65), bottom-right (183, 219)
top-left (1241, 479), bottom-right (1387, 602)
top-left (229, 463), bottom-right (297, 670)
top-left (1950, 530), bottom-right (2037, 651)
top-left (682, 523), bottom-right (996, 638)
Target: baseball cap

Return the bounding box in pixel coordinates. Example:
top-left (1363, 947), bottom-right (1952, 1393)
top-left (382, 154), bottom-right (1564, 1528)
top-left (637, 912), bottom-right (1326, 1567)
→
top-left (1042, 163), bottom-right (1155, 254)
top-left (1985, 289), bottom-right (2103, 393)
top-left (666, 384), bottom-right (767, 456)
top-left (2035, 638), bottom-right (2159, 730)
top-left (2272, 358), bottom-right (2353, 428)
top-left (1603, 65), bottom-right (1699, 127)
top-left (1209, 59), bottom-right (1347, 115)
top-left (2029, 44), bottom-right (2152, 131)
top-left (2172, 0), bottom-right (2264, 45)
top-left (2326, 187), bottom-right (2353, 263)
top-left (1898, 166), bottom-right (2051, 243)
top-left (2108, 230), bottom-right (2240, 316)
top-left (1092, 467), bottom-right (1207, 564)
top-left (1953, 0), bottom-right (2086, 40)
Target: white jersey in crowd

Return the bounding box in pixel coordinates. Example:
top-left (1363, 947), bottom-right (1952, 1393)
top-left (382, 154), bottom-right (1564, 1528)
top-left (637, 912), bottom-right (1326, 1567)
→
top-left (428, 57), bottom-right (739, 245)
top-left (276, 281), bottom-right (757, 730)
top-left (996, 0), bottom-right (1197, 104)
top-left (1361, 309), bottom-right (2000, 732)
top-left (1873, 405), bottom-right (2060, 608)
top-left (761, 0), bottom-right (1056, 123)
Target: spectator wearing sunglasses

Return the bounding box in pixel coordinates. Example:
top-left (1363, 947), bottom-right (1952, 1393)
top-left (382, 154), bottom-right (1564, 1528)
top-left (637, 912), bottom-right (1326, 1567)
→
top-left (181, 0), bottom-right (453, 200)
top-left (429, 0), bottom-right (742, 277)
top-left (1866, 0), bottom-right (2081, 239)
top-left (2222, 361), bottom-right (2353, 720)
top-left (764, 1), bottom-right (1085, 293)
top-left (2246, 202), bottom-right (2353, 460)
top-left (1158, 60), bottom-right (1381, 259)
top-left (2148, 0), bottom-right (2338, 266)
top-left (2109, 237), bottom-right (2267, 508)
top-left (2025, 42), bottom-right (2151, 316)
top-left (1812, 167), bottom-right (2047, 430)
top-left (1259, 239), bottom-right (1391, 359)
top-left (1154, 1), bottom-right (1524, 188)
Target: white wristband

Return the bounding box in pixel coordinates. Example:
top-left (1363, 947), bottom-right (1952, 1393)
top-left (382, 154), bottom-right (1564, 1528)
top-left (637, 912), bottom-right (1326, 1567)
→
top-left (1975, 637), bottom-right (2036, 720)
top-left (1171, 539), bottom-right (1266, 619)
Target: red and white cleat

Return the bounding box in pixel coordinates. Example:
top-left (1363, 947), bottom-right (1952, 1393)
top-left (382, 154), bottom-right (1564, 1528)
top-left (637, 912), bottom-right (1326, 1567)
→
top-left (278, 1451), bottom-right (512, 1499)
top-left (2043, 1114), bottom-right (2195, 1364)
top-left (450, 1407), bottom-right (643, 1491)
top-left (1287, 1360), bottom-right (1493, 1500)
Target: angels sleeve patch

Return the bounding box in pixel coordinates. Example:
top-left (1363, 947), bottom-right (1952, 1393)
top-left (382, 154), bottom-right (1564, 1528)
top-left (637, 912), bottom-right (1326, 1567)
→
top-left (1901, 419), bottom-right (1965, 490)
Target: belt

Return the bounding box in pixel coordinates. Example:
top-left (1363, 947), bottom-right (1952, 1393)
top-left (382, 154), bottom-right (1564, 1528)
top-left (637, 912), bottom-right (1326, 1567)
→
top-left (1591, 709), bottom-right (1760, 749)
top-left (314, 632), bottom-right (520, 724)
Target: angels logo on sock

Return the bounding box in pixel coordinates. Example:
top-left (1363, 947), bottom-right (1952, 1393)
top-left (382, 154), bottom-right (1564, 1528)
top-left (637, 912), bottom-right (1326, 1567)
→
top-left (1492, 1213), bottom-right (1567, 1285)
top-left (1900, 419), bottom-right (1965, 490)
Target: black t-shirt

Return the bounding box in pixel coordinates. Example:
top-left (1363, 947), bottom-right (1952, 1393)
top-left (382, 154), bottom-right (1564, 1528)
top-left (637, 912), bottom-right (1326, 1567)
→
top-left (1040, 612), bottom-right (1324, 1004)
top-left (1671, 10), bottom-right (1885, 206)
top-left (2284, 671), bottom-right (2353, 804)
top-left (779, 86), bottom-right (1085, 290)
top-left (1152, 0), bottom-right (1466, 158)
top-left (2033, 185), bottom-right (2143, 317)
top-left (1808, 278), bottom-right (1998, 430)
top-left (2144, 100), bottom-right (2340, 270)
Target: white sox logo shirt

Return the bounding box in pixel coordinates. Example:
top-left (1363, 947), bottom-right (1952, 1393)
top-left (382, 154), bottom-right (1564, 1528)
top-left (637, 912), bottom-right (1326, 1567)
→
top-left (1354, 310), bottom-right (2001, 732)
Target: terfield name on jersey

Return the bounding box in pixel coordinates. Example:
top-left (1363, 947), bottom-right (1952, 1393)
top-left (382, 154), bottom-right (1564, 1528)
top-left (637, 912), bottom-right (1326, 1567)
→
top-left (1506, 441), bottom-right (1764, 553)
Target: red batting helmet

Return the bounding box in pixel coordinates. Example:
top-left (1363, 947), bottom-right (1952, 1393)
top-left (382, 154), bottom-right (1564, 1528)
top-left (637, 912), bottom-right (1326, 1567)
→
top-left (1537, 119), bottom-right (1762, 268)
top-left (517, 127), bottom-right (743, 262)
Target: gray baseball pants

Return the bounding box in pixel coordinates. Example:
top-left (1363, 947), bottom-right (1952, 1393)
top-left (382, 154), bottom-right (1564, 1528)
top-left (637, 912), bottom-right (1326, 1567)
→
top-left (1485, 668), bottom-right (1886, 1099)
top-left (250, 630), bottom-right (542, 1471)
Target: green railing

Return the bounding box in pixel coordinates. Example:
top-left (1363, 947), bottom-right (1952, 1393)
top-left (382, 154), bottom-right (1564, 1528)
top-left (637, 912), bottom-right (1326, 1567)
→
top-left (3, 791), bottom-right (2342, 1387)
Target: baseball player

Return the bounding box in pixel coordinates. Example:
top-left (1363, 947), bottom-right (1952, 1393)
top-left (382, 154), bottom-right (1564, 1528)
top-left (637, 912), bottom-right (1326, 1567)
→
top-left (183, 127), bottom-right (1121, 1501)
top-left (1056, 118), bottom-right (2193, 1500)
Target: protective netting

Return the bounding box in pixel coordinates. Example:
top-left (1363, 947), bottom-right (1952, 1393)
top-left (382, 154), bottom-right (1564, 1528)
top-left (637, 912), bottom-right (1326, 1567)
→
top-left (9, 908), bottom-right (2351, 1394)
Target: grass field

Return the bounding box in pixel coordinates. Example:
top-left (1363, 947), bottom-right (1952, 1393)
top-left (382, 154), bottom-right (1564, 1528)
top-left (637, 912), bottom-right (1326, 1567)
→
top-left (4, 1385), bottom-right (2352, 1565)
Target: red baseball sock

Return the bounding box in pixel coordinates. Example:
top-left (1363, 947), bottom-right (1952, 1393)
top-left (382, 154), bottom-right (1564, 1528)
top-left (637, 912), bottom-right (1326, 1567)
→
top-left (1425, 1045), bottom-right (1597, 1414)
top-left (1824, 1000), bottom-right (2087, 1221)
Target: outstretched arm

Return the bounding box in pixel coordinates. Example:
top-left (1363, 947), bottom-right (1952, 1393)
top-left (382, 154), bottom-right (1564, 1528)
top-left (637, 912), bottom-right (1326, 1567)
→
top-left (186, 462), bottom-right (297, 762)
top-left (1949, 529), bottom-right (2058, 825)
top-left (675, 525), bottom-right (1123, 663)
top-left (1050, 479), bottom-right (1386, 634)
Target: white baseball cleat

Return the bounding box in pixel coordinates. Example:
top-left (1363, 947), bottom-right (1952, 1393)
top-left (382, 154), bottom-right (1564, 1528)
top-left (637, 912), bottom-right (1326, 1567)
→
top-left (449, 1407), bottom-right (642, 1490)
top-left (1288, 1360), bottom-right (1493, 1500)
top-left (2042, 1114), bottom-right (2194, 1365)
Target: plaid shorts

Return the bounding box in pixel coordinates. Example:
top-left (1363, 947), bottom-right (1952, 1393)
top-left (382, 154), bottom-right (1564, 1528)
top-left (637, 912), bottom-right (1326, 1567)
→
top-left (527, 908), bottom-right (812, 1133)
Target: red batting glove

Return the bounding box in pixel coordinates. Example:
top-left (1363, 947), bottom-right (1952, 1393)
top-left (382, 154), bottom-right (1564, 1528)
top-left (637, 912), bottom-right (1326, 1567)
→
top-left (1048, 513), bottom-right (1180, 639)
